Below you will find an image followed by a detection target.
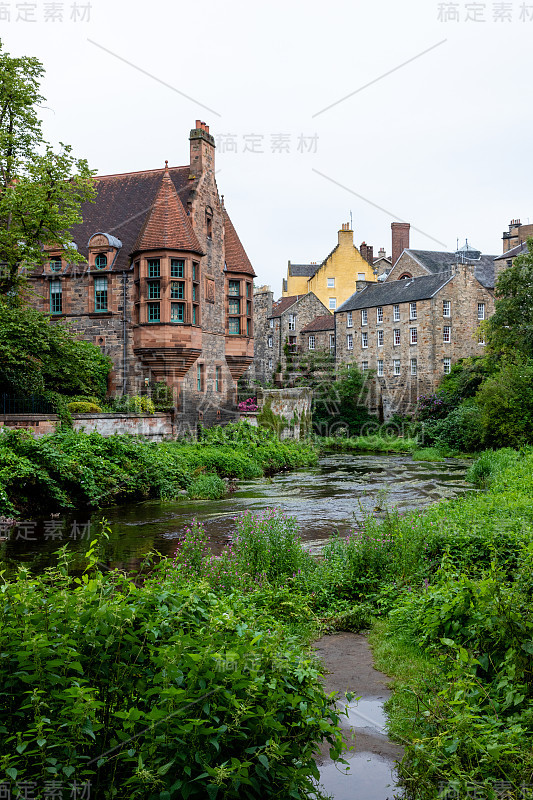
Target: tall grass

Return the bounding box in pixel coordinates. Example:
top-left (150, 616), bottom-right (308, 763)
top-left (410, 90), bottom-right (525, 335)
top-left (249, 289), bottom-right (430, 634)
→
top-left (318, 434), bottom-right (419, 453)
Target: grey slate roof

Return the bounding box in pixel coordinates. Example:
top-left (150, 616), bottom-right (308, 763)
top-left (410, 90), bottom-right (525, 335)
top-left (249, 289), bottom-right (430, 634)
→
top-left (336, 272), bottom-right (454, 313)
top-left (406, 249), bottom-right (496, 289)
top-left (288, 263), bottom-right (320, 278)
top-left (494, 242), bottom-right (529, 260)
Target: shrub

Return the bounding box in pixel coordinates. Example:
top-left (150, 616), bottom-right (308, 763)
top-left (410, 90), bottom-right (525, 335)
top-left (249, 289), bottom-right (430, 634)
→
top-left (67, 401), bottom-right (102, 413)
top-left (475, 358), bottom-right (533, 448)
top-left (423, 402), bottom-right (484, 453)
top-left (187, 472), bottom-right (226, 500)
top-left (0, 555), bottom-right (344, 798)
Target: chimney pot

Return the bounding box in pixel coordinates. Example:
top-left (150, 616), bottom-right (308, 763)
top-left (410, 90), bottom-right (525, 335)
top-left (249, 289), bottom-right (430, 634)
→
top-left (196, 120), bottom-right (202, 129)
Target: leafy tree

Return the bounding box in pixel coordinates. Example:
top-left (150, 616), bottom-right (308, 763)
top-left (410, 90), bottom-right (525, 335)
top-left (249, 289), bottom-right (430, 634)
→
top-left (0, 40), bottom-right (95, 296)
top-left (313, 364), bottom-right (374, 435)
top-left (486, 238), bottom-right (533, 358)
top-left (475, 355), bottom-right (533, 448)
top-left (0, 302), bottom-right (111, 399)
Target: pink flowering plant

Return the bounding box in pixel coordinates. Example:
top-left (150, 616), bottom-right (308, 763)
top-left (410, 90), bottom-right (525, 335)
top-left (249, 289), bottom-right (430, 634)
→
top-left (237, 396), bottom-right (258, 413)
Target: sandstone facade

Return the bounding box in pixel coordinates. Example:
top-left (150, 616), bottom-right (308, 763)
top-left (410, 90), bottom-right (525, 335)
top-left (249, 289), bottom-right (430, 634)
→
top-left (28, 122), bottom-right (254, 431)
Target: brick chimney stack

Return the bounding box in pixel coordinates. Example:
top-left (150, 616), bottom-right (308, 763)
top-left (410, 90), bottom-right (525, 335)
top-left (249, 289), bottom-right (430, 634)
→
top-left (190, 120), bottom-right (215, 177)
top-left (360, 241), bottom-right (374, 267)
top-left (391, 222), bottom-right (410, 266)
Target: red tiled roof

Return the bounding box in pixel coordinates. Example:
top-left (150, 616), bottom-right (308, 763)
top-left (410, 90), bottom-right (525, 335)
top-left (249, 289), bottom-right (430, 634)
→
top-left (133, 169), bottom-right (203, 255)
top-left (271, 295), bottom-right (302, 317)
top-left (69, 165), bottom-right (194, 270)
top-left (223, 207), bottom-right (255, 276)
top-left (300, 313), bottom-right (335, 333)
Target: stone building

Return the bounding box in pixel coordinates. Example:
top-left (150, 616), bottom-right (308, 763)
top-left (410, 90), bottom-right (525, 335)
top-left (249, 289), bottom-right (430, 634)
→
top-left (335, 245), bottom-right (497, 418)
top-left (299, 314), bottom-right (335, 356)
top-left (28, 121), bottom-right (255, 429)
top-left (282, 224), bottom-right (376, 310)
top-left (502, 219), bottom-right (533, 253)
top-left (253, 290), bottom-right (329, 385)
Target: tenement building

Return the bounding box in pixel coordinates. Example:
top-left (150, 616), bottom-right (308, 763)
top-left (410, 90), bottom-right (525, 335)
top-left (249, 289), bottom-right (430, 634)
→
top-left (335, 243), bottom-right (497, 418)
top-left (253, 288), bottom-right (329, 385)
top-left (29, 121), bottom-right (255, 427)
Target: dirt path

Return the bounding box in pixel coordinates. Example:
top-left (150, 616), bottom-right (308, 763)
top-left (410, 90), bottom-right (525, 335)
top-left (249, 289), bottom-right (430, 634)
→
top-left (314, 632), bottom-right (404, 764)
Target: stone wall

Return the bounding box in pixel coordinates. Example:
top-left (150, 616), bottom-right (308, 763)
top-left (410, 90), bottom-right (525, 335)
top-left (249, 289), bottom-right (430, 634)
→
top-left (0, 413), bottom-right (176, 440)
top-left (256, 387), bottom-right (312, 439)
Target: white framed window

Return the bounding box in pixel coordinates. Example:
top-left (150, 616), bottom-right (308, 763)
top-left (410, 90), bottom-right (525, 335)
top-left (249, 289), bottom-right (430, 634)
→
top-left (393, 359), bottom-right (401, 376)
top-left (347, 333), bottom-right (353, 350)
top-left (308, 335), bottom-right (316, 350)
top-left (288, 313), bottom-right (296, 331)
top-left (410, 302), bottom-right (417, 320)
top-left (410, 327), bottom-right (417, 345)
top-left (362, 361), bottom-right (369, 372)
top-left (268, 358), bottom-right (273, 370)
top-left (394, 328), bottom-right (401, 346)
top-left (269, 319), bottom-right (274, 328)
top-left (477, 302), bottom-right (485, 320)
top-left (329, 298), bottom-right (337, 310)
top-left (478, 329), bottom-right (486, 345)
top-left (443, 325), bottom-right (451, 343)
top-left (358, 272), bottom-right (366, 281)
top-left (393, 304), bottom-right (400, 322)
top-left (377, 359), bottom-right (384, 376)
top-left (327, 277), bottom-right (335, 288)
top-left (444, 357), bottom-right (451, 374)
top-left (268, 335), bottom-right (273, 348)
top-left (361, 331), bottom-right (368, 348)
top-left (443, 300), bottom-right (451, 317)
top-left (377, 329), bottom-right (384, 347)
top-left (411, 358), bottom-right (417, 376)
top-left (347, 311), bottom-right (353, 328)
top-left (377, 306), bottom-right (383, 323)
top-left (329, 334), bottom-right (335, 350)
top-left (361, 309), bottom-right (368, 325)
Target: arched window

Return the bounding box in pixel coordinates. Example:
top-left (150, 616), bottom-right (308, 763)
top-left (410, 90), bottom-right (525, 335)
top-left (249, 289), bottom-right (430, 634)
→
top-left (398, 272), bottom-right (412, 280)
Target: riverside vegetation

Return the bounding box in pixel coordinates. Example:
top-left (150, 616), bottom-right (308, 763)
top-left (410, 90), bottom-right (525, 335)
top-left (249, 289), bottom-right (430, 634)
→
top-left (0, 422), bottom-right (318, 517)
top-left (1, 446), bottom-right (532, 798)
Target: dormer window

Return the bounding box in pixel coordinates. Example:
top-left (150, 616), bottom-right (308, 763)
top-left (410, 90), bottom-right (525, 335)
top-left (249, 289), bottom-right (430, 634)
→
top-left (49, 257), bottom-right (62, 272)
top-left (87, 233), bottom-right (122, 272)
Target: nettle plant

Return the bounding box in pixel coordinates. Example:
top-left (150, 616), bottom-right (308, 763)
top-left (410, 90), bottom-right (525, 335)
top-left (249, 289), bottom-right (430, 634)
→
top-left (0, 541), bottom-right (344, 799)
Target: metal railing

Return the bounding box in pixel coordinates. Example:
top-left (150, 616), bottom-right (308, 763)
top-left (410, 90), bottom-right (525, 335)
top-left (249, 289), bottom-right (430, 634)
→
top-left (1, 395), bottom-right (56, 415)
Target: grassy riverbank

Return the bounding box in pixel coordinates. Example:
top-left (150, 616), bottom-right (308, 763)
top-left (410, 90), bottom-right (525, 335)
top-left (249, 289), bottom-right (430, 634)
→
top-left (167, 447), bottom-right (533, 798)
top-left (0, 422), bottom-right (318, 517)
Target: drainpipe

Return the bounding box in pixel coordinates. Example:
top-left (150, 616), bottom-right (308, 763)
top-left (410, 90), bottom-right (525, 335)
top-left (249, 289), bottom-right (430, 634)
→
top-left (122, 271), bottom-right (127, 395)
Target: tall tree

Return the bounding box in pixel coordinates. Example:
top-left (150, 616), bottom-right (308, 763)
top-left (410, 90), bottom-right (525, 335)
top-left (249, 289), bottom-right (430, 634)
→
top-left (0, 40), bottom-right (95, 297)
top-left (486, 238), bottom-right (533, 358)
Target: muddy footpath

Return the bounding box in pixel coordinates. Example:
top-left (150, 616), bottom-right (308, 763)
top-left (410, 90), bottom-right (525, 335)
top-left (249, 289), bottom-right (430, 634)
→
top-left (314, 632), bottom-right (404, 800)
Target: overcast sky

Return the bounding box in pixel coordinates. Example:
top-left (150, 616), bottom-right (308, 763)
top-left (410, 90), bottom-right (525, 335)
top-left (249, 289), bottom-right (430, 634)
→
top-left (2, 0), bottom-right (532, 293)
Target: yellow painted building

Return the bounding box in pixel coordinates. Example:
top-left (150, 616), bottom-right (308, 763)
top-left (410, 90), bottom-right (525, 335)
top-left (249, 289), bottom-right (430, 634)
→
top-left (282, 223), bottom-right (377, 311)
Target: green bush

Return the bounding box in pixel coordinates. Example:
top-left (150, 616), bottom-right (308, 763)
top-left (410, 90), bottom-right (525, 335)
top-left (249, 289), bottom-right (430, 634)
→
top-left (475, 358), bottom-right (533, 448)
top-left (0, 553), bottom-right (344, 798)
top-left (423, 402), bottom-right (484, 453)
top-left (187, 472), bottom-right (226, 500)
top-left (67, 401), bottom-right (102, 413)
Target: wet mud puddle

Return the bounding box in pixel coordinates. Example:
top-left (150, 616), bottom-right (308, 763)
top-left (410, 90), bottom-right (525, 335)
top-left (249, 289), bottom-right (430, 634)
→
top-left (314, 632), bottom-right (403, 800)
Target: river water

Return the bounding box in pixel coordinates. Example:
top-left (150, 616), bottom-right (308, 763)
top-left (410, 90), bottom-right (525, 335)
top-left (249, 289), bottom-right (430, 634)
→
top-left (2, 452), bottom-right (472, 573)
top-left (1, 452), bottom-right (472, 800)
